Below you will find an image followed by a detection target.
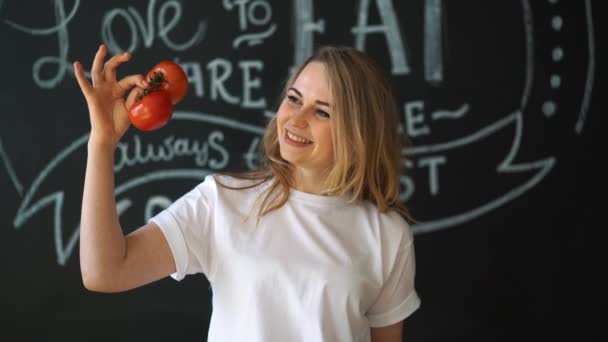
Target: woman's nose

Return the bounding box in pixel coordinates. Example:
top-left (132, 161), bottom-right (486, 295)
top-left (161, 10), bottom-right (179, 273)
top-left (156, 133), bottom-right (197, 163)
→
top-left (290, 107), bottom-right (309, 127)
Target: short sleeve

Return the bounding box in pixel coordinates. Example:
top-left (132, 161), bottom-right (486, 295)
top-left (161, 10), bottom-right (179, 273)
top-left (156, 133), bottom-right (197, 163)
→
top-left (366, 237), bottom-right (421, 327)
top-left (149, 176), bottom-right (216, 281)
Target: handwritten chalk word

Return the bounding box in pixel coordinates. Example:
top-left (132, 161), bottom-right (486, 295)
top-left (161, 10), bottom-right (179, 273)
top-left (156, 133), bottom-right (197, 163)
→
top-left (291, 0), bottom-right (326, 72)
top-left (294, 0), bottom-right (444, 83)
top-left (4, 0), bottom-right (77, 89)
top-left (101, 0), bottom-right (206, 53)
top-left (5, 0), bottom-right (204, 89)
top-left (402, 155), bottom-right (447, 199)
top-left (114, 132), bottom-right (229, 173)
top-left (223, 0), bottom-right (277, 48)
top-left (180, 59), bottom-right (267, 109)
top-left (404, 100), bottom-right (470, 138)
top-left (405, 101), bottom-right (431, 138)
top-left (243, 136), bottom-right (261, 170)
top-left (400, 175), bottom-right (414, 202)
top-left (352, 0), bottom-right (409, 75)
top-left (224, 0), bottom-right (272, 30)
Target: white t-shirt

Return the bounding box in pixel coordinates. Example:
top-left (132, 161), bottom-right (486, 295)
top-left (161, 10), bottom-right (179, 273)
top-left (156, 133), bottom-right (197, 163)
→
top-left (150, 174), bottom-right (420, 341)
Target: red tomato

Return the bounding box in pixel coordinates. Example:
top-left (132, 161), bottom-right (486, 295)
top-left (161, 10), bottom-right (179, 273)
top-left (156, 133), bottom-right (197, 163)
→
top-left (146, 61), bottom-right (188, 105)
top-left (128, 90), bottom-right (173, 131)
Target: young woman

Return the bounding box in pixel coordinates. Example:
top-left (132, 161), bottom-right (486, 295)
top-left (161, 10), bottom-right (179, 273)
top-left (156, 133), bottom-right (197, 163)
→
top-left (74, 44), bottom-right (420, 341)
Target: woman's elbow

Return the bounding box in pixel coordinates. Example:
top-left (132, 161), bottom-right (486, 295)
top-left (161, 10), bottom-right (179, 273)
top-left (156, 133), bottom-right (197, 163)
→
top-left (81, 268), bottom-right (120, 293)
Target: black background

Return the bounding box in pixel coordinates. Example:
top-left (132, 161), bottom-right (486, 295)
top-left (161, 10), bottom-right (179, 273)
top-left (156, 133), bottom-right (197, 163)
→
top-left (0, 1), bottom-right (601, 341)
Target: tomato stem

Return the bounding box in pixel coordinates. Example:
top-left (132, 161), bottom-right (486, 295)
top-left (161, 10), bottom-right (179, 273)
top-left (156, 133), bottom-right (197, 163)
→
top-left (148, 71), bottom-right (168, 89)
top-left (135, 71), bottom-right (169, 102)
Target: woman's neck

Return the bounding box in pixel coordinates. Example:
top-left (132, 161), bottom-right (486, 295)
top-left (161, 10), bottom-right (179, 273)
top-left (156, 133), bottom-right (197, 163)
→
top-left (292, 168), bottom-right (329, 195)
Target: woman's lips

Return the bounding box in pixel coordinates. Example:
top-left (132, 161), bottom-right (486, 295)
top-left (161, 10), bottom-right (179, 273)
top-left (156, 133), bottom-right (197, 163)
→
top-left (284, 129), bottom-right (313, 146)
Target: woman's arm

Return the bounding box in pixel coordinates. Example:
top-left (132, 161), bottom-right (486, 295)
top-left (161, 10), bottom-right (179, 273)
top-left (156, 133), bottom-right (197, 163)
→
top-left (370, 321), bottom-right (403, 342)
top-left (80, 142), bottom-right (176, 292)
top-left (75, 45), bottom-right (175, 292)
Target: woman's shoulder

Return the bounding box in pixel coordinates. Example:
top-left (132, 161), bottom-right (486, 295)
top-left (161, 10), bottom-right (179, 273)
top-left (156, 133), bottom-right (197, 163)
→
top-left (357, 201), bottom-right (414, 241)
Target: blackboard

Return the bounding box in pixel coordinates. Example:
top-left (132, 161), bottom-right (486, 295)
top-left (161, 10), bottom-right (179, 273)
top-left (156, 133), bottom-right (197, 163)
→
top-left (1, 1), bottom-right (600, 340)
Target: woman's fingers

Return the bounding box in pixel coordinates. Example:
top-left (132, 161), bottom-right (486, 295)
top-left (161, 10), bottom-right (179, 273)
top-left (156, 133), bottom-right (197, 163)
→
top-left (104, 51), bottom-right (131, 81)
top-left (73, 61), bottom-right (92, 96)
top-left (125, 86), bottom-right (141, 109)
top-left (115, 75), bottom-right (146, 109)
top-left (115, 87), bottom-right (140, 138)
top-left (91, 44), bottom-right (107, 86)
top-left (117, 74), bottom-right (146, 92)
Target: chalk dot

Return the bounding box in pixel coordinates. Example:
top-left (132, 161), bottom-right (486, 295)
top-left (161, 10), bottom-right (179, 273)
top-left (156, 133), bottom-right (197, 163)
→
top-left (550, 74), bottom-right (561, 88)
top-left (552, 47), bottom-right (564, 61)
top-left (542, 101), bottom-right (557, 117)
top-left (551, 16), bottom-right (563, 31)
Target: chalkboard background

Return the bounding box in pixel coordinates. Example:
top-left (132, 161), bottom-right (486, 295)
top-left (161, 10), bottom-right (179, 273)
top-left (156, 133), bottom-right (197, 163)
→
top-left (0, 1), bottom-right (601, 341)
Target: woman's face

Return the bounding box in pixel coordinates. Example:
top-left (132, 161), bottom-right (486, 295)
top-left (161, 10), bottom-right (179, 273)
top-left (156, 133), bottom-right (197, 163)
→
top-left (276, 61), bottom-right (335, 176)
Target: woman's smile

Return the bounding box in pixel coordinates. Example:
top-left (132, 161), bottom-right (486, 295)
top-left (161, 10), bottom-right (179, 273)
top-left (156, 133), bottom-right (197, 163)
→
top-left (284, 129), bottom-right (313, 146)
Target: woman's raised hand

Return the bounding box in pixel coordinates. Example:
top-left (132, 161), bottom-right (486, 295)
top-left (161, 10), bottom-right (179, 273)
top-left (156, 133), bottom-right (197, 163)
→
top-left (73, 44), bottom-right (148, 147)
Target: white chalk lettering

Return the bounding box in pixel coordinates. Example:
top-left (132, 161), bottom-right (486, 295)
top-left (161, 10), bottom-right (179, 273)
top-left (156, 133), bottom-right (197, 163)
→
top-left (208, 58), bottom-right (240, 105)
top-left (100, 0), bottom-right (206, 54)
top-left (243, 137), bottom-right (261, 170)
top-left (182, 61), bottom-right (205, 97)
top-left (424, 0), bottom-right (444, 84)
top-left (405, 101), bottom-right (430, 137)
top-left (208, 131), bottom-right (230, 169)
top-left (291, 0), bottom-right (324, 69)
top-left (224, 0), bottom-right (277, 48)
top-left (352, 0), bottom-right (409, 75)
top-left (418, 155), bottom-right (446, 195)
top-left (4, 0), bottom-right (78, 89)
top-left (239, 60), bottom-right (267, 108)
top-left (114, 133), bottom-right (229, 172)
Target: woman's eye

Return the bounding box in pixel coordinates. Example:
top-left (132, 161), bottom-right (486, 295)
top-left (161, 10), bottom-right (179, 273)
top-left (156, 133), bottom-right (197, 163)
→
top-left (287, 95), bottom-right (300, 104)
top-left (317, 110), bottom-right (331, 118)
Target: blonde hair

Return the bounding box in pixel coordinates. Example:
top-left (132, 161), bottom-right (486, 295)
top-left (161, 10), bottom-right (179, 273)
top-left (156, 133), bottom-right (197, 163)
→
top-left (218, 46), bottom-right (413, 222)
